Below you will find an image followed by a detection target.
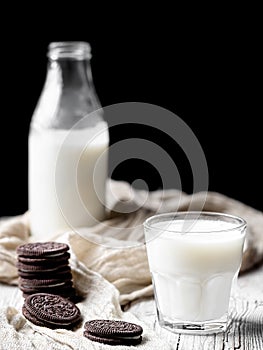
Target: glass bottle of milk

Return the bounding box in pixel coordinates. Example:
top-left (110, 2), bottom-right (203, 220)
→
top-left (29, 42), bottom-right (109, 239)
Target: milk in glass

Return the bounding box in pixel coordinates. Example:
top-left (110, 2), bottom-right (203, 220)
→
top-left (145, 214), bottom-right (246, 331)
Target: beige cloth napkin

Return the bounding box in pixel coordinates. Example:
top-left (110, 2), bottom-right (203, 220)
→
top-left (0, 180), bottom-right (263, 349)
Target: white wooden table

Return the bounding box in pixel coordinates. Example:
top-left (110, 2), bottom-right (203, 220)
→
top-left (1, 264), bottom-right (262, 349)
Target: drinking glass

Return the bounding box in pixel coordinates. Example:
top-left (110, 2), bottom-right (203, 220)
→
top-left (144, 211), bottom-right (247, 334)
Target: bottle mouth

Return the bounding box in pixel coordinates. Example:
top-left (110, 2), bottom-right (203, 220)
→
top-left (48, 41), bottom-right (91, 60)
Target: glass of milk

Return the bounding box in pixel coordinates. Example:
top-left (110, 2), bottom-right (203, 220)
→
top-left (144, 211), bottom-right (247, 334)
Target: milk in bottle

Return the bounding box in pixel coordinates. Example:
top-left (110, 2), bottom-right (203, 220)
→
top-left (29, 42), bottom-right (109, 239)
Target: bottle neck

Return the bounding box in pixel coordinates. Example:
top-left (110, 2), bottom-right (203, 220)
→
top-left (30, 42), bottom-right (102, 130)
top-left (49, 58), bottom-right (92, 88)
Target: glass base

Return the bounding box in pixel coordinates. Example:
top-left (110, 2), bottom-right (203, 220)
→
top-left (158, 311), bottom-right (228, 335)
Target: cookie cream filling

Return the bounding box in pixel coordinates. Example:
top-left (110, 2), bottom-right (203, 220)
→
top-left (22, 281), bottom-right (68, 289)
top-left (44, 252), bottom-right (67, 257)
top-left (115, 335), bottom-right (141, 340)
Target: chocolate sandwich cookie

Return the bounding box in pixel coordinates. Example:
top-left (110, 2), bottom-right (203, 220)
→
top-left (17, 242), bottom-right (69, 257)
top-left (18, 267), bottom-right (72, 279)
top-left (84, 319), bottom-right (143, 346)
top-left (19, 282), bottom-right (74, 295)
top-left (19, 278), bottom-right (73, 291)
top-left (22, 305), bottom-right (80, 329)
top-left (18, 251), bottom-right (70, 265)
top-left (19, 276), bottom-right (72, 287)
top-left (17, 262), bottom-right (70, 273)
top-left (23, 293), bottom-right (81, 329)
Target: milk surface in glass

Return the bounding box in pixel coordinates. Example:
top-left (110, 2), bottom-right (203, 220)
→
top-left (29, 121), bottom-right (108, 239)
top-left (145, 214), bottom-right (246, 333)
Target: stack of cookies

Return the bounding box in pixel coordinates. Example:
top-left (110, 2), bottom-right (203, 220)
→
top-left (16, 242), bottom-right (76, 300)
top-left (22, 293), bottom-right (81, 329)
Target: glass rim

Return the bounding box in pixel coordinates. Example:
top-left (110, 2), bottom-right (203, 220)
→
top-left (47, 41), bottom-right (91, 60)
top-left (143, 211), bottom-right (247, 233)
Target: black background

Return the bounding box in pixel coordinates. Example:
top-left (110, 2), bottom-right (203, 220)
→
top-left (0, 10), bottom-right (261, 216)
